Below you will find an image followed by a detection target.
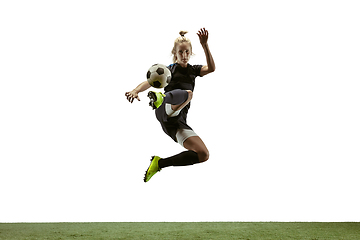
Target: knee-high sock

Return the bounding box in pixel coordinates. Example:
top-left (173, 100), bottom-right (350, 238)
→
top-left (158, 150), bottom-right (200, 169)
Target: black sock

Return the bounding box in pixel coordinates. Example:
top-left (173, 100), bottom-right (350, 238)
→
top-left (158, 150), bottom-right (200, 169)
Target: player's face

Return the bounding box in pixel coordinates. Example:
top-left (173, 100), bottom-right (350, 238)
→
top-left (176, 42), bottom-right (191, 67)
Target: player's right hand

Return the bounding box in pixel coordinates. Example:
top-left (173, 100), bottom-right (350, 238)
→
top-left (125, 90), bottom-right (140, 103)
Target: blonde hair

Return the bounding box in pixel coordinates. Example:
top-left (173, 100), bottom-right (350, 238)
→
top-left (171, 30), bottom-right (193, 63)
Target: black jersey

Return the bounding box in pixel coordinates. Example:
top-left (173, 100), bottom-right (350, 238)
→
top-left (165, 63), bottom-right (203, 113)
top-left (165, 63), bottom-right (203, 93)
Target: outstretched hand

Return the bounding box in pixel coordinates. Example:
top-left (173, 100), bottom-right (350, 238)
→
top-left (197, 28), bottom-right (209, 46)
top-left (125, 90), bottom-right (140, 103)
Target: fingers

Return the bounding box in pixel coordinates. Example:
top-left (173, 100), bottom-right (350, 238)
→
top-left (197, 28), bottom-right (208, 36)
top-left (125, 92), bottom-right (134, 103)
top-left (125, 92), bottom-right (131, 102)
top-left (197, 28), bottom-right (208, 45)
top-left (197, 28), bottom-right (209, 44)
top-left (125, 92), bottom-right (140, 103)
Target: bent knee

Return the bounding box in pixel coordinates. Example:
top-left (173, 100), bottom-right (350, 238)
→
top-left (186, 90), bottom-right (193, 101)
top-left (197, 149), bottom-right (209, 163)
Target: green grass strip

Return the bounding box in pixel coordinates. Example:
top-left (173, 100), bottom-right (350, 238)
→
top-left (1, 222), bottom-right (359, 240)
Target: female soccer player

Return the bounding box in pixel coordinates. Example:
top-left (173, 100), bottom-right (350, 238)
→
top-left (125, 28), bottom-right (215, 182)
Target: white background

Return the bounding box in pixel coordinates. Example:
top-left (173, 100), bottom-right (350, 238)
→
top-left (1, 0), bottom-right (359, 222)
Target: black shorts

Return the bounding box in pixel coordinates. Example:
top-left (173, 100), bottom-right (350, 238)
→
top-left (155, 89), bottom-right (193, 142)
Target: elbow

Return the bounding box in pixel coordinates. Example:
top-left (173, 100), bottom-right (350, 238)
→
top-left (210, 62), bottom-right (216, 72)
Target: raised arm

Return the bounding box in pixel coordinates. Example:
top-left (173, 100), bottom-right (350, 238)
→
top-left (125, 81), bottom-right (151, 103)
top-left (197, 28), bottom-right (215, 77)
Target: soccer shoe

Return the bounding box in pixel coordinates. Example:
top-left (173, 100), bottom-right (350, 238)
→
top-left (144, 156), bottom-right (161, 182)
top-left (148, 91), bottom-right (165, 110)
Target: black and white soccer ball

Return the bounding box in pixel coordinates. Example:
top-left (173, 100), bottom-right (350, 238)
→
top-left (147, 64), bottom-right (171, 88)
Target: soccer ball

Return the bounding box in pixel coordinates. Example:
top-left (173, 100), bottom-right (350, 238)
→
top-left (147, 64), bottom-right (171, 88)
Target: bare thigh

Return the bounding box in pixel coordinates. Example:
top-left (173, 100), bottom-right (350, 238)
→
top-left (183, 135), bottom-right (209, 163)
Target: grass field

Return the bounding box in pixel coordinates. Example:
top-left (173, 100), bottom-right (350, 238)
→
top-left (0, 222), bottom-right (359, 240)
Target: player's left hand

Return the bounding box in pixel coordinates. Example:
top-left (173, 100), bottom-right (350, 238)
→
top-left (197, 28), bottom-right (208, 46)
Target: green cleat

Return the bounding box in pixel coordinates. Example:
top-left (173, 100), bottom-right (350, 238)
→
top-left (148, 91), bottom-right (165, 110)
top-left (144, 156), bottom-right (161, 182)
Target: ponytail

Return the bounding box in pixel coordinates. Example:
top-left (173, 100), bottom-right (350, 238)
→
top-left (179, 30), bottom-right (188, 37)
